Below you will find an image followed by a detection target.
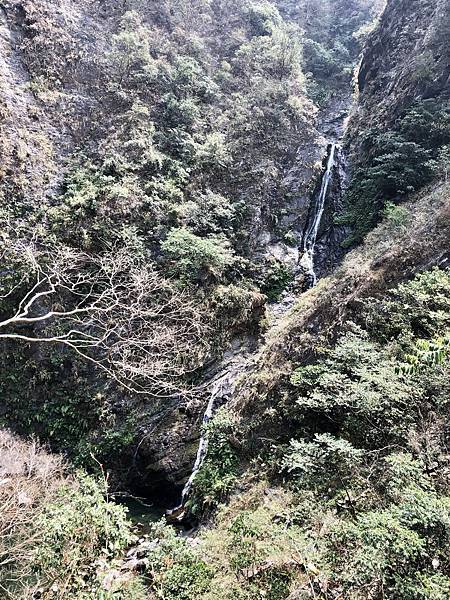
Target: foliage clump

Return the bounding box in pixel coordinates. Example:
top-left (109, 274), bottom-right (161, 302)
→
top-left (161, 227), bottom-right (235, 283)
top-left (0, 430), bottom-right (144, 600)
top-left (188, 409), bottom-right (240, 515)
top-left (143, 520), bottom-right (214, 600)
top-left (341, 101), bottom-right (450, 245)
top-left (276, 269), bottom-right (450, 597)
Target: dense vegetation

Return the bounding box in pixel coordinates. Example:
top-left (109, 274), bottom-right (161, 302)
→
top-left (1, 0), bottom-right (315, 468)
top-left (292, 0), bottom-right (385, 105)
top-left (0, 0), bottom-right (382, 477)
top-left (341, 100), bottom-right (450, 244)
top-left (4, 267), bottom-right (445, 600)
top-left (0, 431), bottom-right (145, 598)
top-left (342, 0), bottom-right (450, 244)
top-left (1, 0), bottom-right (449, 598)
top-left (155, 269), bottom-right (450, 599)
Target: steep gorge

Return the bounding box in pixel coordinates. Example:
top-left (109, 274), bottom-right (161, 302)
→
top-left (1, 0), bottom-right (450, 598)
top-left (231, 0), bottom-right (450, 448)
top-left (0, 0), bottom-right (375, 497)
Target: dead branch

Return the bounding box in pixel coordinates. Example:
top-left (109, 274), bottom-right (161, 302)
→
top-left (0, 243), bottom-right (209, 398)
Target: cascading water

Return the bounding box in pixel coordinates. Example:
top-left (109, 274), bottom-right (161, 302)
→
top-left (300, 143), bottom-right (337, 288)
top-left (166, 367), bottom-right (240, 522)
top-left (167, 144), bottom-right (344, 522)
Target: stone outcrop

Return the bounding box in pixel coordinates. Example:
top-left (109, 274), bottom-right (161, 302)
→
top-left (352, 0), bottom-right (450, 136)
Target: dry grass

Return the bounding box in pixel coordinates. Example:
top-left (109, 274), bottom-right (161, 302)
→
top-left (0, 429), bottom-right (72, 598)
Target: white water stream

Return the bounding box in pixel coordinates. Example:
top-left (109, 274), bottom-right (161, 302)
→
top-left (301, 143), bottom-right (337, 287)
top-left (167, 366), bottom-right (242, 520)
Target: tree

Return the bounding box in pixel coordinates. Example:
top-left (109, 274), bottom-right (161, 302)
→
top-left (109, 11), bottom-right (158, 89)
top-left (0, 243), bottom-right (208, 398)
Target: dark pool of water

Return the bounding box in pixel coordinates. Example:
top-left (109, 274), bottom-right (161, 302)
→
top-left (117, 496), bottom-right (166, 534)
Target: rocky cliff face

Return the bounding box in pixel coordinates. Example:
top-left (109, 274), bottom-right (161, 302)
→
top-left (0, 0), bottom-right (319, 495)
top-left (0, 0), bottom-right (407, 500)
top-left (351, 0), bottom-right (450, 144)
top-left (0, 0), bottom-right (321, 253)
top-left (0, 2), bottom-right (59, 209)
top-left (336, 0), bottom-right (450, 245)
top-left (2, 3), bottom-right (449, 596)
top-left (230, 0), bottom-right (450, 466)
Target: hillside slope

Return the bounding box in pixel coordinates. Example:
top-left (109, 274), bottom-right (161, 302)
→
top-left (0, 0), bottom-right (379, 494)
top-left (343, 0), bottom-right (450, 242)
top-left (0, 0), bottom-right (450, 598)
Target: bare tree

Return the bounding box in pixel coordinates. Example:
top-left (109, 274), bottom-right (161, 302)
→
top-left (0, 243), bottom-right (208, 398)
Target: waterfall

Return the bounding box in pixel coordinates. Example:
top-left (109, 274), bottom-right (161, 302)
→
top-left (167, 144), bottom-right (342, 521)
top-left (166, 370), bottom-right (234, 521)
top-left (301, 143), bottom-right (337, 288)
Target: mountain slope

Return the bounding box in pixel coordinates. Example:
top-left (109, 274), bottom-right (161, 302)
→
top-left (342, 0), bottom-right (450, 242)
top-left (0, 0), bottom-right (378, 494)
top-left (1, 0), bottom-right (450, 598)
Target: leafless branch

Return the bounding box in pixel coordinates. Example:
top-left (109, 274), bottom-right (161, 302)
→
top-left (0, 243), bottom-right (209, 398)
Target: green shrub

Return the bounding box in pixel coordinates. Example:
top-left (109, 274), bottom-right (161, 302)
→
top-left (188, 409), bottom-right (239, 515)
top-left (341, 101), bottom-right (450, 245)
top-left (161, 561), bottom-right (214, 600)
top-left (0, 471), bottom-right (148, 600)
top-left (282, 433), bottom-right (364, 494)
top-left (247, 2), bottom-right (282, 36)
top-left (178, 190), bottom-right (235, 236)
top-left (280, 270), bottom-right (450, 597)
top-left (35, 475), bottom-right (133, 586)
top-left (409, 573), bottom-right (450, 599)
top-left (289, 326), bottom-right (422, 448)
top-left (0, 432), bottom-right (148, 600)
top-left (0, 345), bottom-right (137, 470)
top-left (195, 132), bottom-right (232, 169)
top-left (331, 509), bottom-right (426, 596)
top-left (261, 259), bottom-right (293, 301)
top-left (329, 454), bottom-right (450, 599)
top-left (161, 227), bottom-right (235, 283)
top-left (287, 270), bottom-right (450, 451)
top-left (208, 284), bottom-right (264, 336)
top-left (403, 335), bottom-right (450, 374)
top-left (109, 10), bottom-right (158, 86)
top-left (303, 38), bottom-right (344, 79)
top-left (144, 521), bottom-right (214, 600)
top-left (225, 506), bottom-right (299, 598)
top-left (364, 268), bottom-right (450, 347)
top-left (382, 200), bottom-right (409, 227)
top-left (229, 513), bottom-right (263, 571)
top-left (436, 145), bottom-right (450, 180)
